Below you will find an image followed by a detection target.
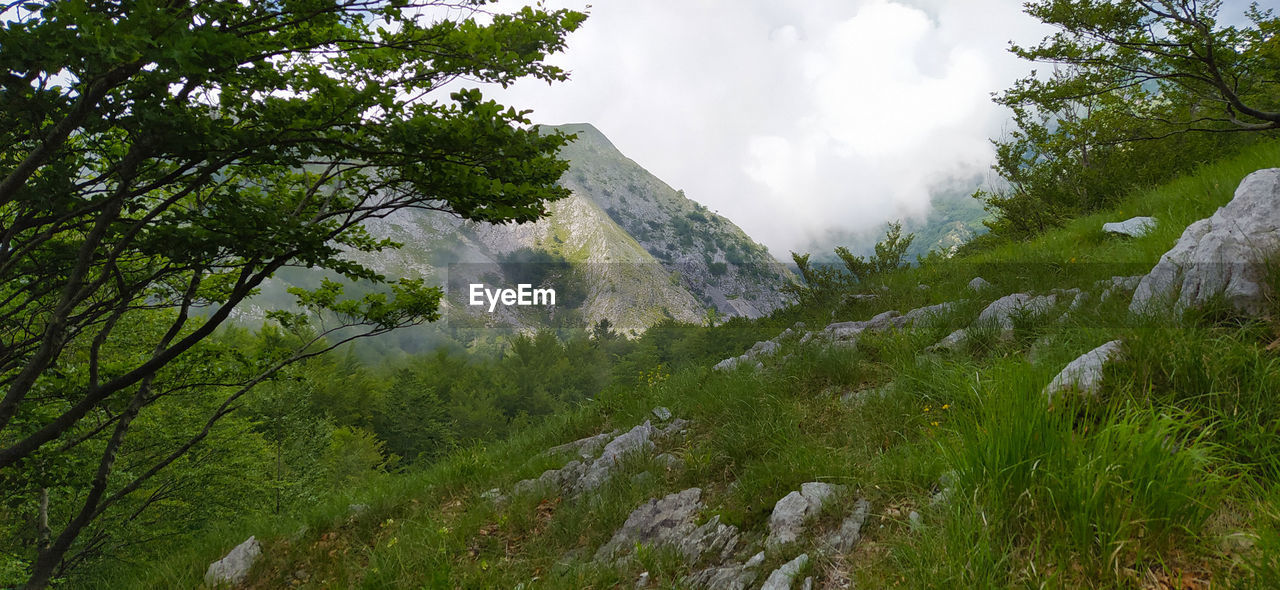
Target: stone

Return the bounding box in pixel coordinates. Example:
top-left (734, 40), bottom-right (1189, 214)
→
top-left (205, 536), bottom-right (261, 587)
top-left (1044, 340), bottom-right (1123, 403)
top-left (900, 301), bottom-right (957, 324)
top-left (577, 421), bottom-right (655, 493)
top-left (929, 328), bottom-right (968, 352)
top-left (800, 577), bottom-right (814, 590)
top-left (658, 418), bottom-right (691, 438)
top-left (714, 339), bottom-right (781, 371)
top-left (595, 488), bottom-right (741, 565)
top-left (347, 503), bottom-right (368, 514)
top-left (1103, 216), bottom-right (1157, 237)
top-left (1097, 275), bottom-right (1144, 303)
top-left (636, 571), bottom-right (651, 588)
top-left (908, 511), bottom-right (922, 530)
top-left (761, 553), bottom-right (809, 590)
top-left (652, 406), bottom-right (673, 421)
top-left (767, 482), bottom-right (844, 548)
top-left (976, 292), bottom-right (1059, 332)
top-left (968, 277), bottom-right (994, 291)
top-left (683, 551), bottom-right (766, 590)
top-left (544, 430), bottom-right (621, 460)
top-left (1131, 169), bottom-right (1280, 317)
top-left (822, 498), bottom-right (871, 553)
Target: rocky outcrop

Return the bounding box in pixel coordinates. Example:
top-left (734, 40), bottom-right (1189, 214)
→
top-left (205, 536), bottom-right (261, 587)
top-left (595, 488), bottom-right (740, 565)
top-left (821, 498), bottom-right (871, 553)
top-left (761, 553), bottom-right (809, 590)
top-left (1044, 340), bottom-right (1124, 403)
top-left (767, 482), bottom-right (843, 548)
top-left (1131, 169), bottom-right (1280, 317)
top-left (1103, 216), bottom-right (1156, 237)
top-left (977, 292), bottom-right (1060, 332)
top-left (544, 430), bottom-right (621, 460)
top-left (714, 340), bottom-right (780, 371)
top-left (577, 421), bottom-right (655, 493)
top-left (684, 551), bottom-right (766, 590)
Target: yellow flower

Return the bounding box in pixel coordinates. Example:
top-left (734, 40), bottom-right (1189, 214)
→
top-left (941, 404), bottom-right (950, 410)
top-left (931, 421), bottom-right (940, 427)
top-left (923, 405), bottom-right (931, 412)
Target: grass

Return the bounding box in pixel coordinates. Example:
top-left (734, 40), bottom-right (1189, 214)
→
top-left (88, 140), bottom-right (1280, 589)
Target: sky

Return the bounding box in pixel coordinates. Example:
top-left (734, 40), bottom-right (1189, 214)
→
top-left (466, 0), bottom-right (1243, 255)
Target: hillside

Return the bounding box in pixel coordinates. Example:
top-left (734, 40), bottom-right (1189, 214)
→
top-left (230, 124), bottom-right (792, 340)
top-left (104, 141), bottom-right (1280, 589)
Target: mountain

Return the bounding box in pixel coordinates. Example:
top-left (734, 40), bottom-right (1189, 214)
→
top-left (802, 184), bottom-right (990, 263)
top-left (235, 123), bottom-right (793, 340)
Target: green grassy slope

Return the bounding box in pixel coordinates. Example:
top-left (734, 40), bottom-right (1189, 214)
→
top-left (98, 140), bottom-right (1280, 589)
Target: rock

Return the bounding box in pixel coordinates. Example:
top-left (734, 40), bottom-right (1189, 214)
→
top-left (968, 277), bottom-right (993, 291)
top-left (917, 284), bottom-right (931, 291)
top-left (929, 328), bottom-right (968, 352)
top-left (1044, 340), bottom-right (1123, 403)
top-left (347, 503), bottom-right (368, 514)
top-left (761, 553), bottom-right (809, 590)
top-left (514, 459), bottom-right (588, 496)
top-left (658, 418), bottom-right (691, 438)
top-left (714, 339), bottom-right (781, 371)
top-left (822, 498), bottom-right (871, 553)
top-left (652, 406), bottom-right (673, 421)
top-left (908, 511), bottom-right (922, 530)
top-left (767, 482), bottom-right (844, 548)
top-left (900, 301), bottom-right (957, 324)
top-left (636, 571), bottom-right (651, 588)
top-left (576, 422), bottom-right (655, 493)
top-left (1103, 216), bottom-right (1157, 237)
top-left (205, 536), bottom-right (261, 587)
top-left (976, 292), bottom-right (1059, 332)
top-left (595, 488), bottom-right (740, 565)
top-left (1131, 169), bottom-right (1280, 317)
top-left (683, 551), bottom-right (766, 590)
top-left (544, 430), bottom-right (621, 459)
top-left (1097, 275), bottom-right (1144, 303)
top-left (800, 577), bottom-right (814, 590)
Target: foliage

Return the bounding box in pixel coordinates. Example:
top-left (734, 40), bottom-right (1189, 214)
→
top-left (0, 1), bottom-right (585, 586)
top-left (786, 221), bottom-right (916, 304)
top-left (979, 0), bottom-right (1279, 237)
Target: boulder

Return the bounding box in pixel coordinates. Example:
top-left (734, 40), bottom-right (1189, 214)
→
top-left (1044, 340), bottom-right (1123, 403)
top-left (976, 292), bottom-right (1059, 332)
top-left (1131, 169), bottom-right (1280, 317)
top-left (929, 328), bottom-right (968, 352)
top-left (1103, 216), bottom-right (1157, 237)
top-left (761, 553), bottom-right (809, 590)
top-left (205, 536), bottom-right (261, 587)
top-left (766, 482), bottom-right (844, 548)
top-left (714, 339), bottom-right (781, 371)
top-left (595, 488), bottom-right (740, 565)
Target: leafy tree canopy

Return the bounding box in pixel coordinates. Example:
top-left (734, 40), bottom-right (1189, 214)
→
top-left (0, 1), bottom-right (584, 587)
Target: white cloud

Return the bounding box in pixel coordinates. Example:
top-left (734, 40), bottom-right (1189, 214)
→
top-left (474, 0), bottom-right (1056, 254)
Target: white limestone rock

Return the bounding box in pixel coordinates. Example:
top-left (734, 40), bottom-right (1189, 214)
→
top-left (761, 553), bottom-right (809, 590)
top-left (1044, 340), bottom-right (1124, 403)
top-left (205, 536), bottom-right (261, 587)
top-left (1103, 216), bottom-right (1157, 237)
top-left (1131, 169), bottom-right (1280, 317)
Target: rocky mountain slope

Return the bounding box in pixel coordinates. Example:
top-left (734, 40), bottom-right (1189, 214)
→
top-left (237, 123), bottom-right (792, 337)
top-left (122, 141), bottom-right (1280, 590)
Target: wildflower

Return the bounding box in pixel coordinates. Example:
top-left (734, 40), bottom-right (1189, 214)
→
top-left (923, 405), bottom-right (931, 412)
top-left (941, 404), bottom-right (950, 410)
top-left (931, 421), bottom-right (940, 427)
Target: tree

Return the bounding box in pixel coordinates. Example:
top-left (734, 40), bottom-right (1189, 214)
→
top-left (785, 221), bottom-right (916, 303)
top-left (0, 1), bottom-right (585, 587)
top-left (979, 1), bottom-right (1278, 236)
top-left (1007, 1), bottom-right (1279, 137)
